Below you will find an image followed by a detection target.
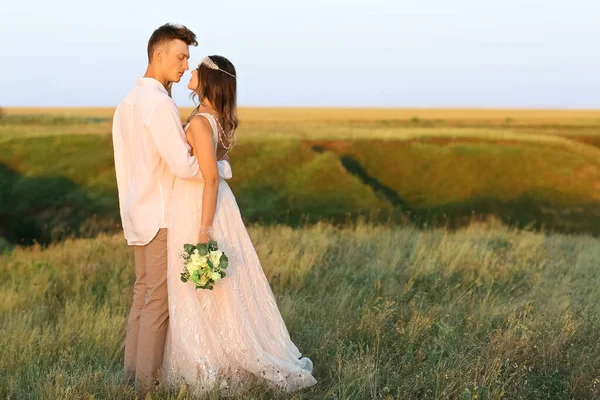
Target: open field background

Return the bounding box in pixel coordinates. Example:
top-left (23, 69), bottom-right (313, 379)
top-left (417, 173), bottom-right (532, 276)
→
top-left (1, 107), bottom-right (600, 399)
top-left (1, 107), bottom-right (599, 247)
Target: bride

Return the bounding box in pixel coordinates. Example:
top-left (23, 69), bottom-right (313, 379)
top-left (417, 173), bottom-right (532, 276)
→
top-left (163, 55), bottom-right (317, 395)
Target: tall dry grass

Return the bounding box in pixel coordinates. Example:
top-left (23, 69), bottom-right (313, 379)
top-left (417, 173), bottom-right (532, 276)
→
top-left (2, 221), bottom-right (600, 399)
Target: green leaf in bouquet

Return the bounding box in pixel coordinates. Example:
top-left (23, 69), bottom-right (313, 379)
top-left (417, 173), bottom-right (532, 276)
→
top-left (197, 243), bottom-right (208, 256)
top-left (183, 243), bottom-right (195, 254)
top-left (220, 271), bottom-right (226, 278)
top-left (208, 240), bottom-right (219, 251)
top-left (207, 284), bottom-right (214, 290)
top-left (207, 259), bottom-right (214, 269)
top-left (191, 270), bottom-right (200, 283)
top-left (219, 254), bottom-right (229, 269)
top-left (180, 268), bottom-right (190, 282)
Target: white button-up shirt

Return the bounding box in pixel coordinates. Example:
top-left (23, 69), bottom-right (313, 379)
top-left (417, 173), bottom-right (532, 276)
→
top-left (112, 77), bottom-right (231, 246)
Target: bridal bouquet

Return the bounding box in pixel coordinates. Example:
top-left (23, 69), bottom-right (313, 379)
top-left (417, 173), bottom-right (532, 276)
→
top-left (180, 240), bottom-right (229, 290)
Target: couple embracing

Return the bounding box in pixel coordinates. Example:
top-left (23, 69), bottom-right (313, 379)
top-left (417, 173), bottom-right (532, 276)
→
top-left (112, 23), bottom-right (316, 397)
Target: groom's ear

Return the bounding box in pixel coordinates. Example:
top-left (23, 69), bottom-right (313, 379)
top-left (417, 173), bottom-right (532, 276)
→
top-left (151, 43), bottom-right (170, 64)
top-left (153, 47), bottom-right (164, 63)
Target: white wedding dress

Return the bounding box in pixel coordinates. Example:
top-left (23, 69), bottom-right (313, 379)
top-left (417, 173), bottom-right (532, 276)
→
top-left (163, 113), bottom-right (317, 395)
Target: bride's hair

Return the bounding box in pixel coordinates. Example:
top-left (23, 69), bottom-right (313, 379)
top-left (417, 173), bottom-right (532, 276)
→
top-left (189, 55), bottom-right (238, 150)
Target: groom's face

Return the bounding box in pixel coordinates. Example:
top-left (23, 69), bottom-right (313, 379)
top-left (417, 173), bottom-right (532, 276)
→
top-left (158, 39), bottom-right (190, 84)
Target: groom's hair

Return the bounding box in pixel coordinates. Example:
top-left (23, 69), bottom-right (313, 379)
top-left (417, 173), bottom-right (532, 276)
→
top-left (147, 23), bottom-right (198, 63)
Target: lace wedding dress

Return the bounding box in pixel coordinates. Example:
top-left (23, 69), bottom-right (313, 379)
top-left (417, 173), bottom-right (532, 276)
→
top-left (163, 113), bottom-right (317, 395)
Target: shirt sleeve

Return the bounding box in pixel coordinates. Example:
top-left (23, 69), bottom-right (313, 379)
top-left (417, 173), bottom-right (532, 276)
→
top-left (147, 97), bottom-right (200, 179)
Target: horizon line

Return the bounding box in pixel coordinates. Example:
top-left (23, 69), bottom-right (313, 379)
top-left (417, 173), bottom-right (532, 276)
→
top-left (3, 106), bottom-right (600, 112)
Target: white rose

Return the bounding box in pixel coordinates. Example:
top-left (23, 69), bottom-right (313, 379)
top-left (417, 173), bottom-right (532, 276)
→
top-left (209, 250), bottom-right (223, 268)
top-left (186, 261), bottom-right (198, 275)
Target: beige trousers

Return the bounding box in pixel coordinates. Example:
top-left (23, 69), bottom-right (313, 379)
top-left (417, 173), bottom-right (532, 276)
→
top-left (124, 228), bottom-right (169, 393)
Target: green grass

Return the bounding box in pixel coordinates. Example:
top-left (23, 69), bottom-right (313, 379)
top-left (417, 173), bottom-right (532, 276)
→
top-left (308, 138), bottom-right (600, 232)
top-left (2, 125), bottom-right (600, 246)
top-left (2, 109), bottom-right (600, 398)
top-left (0, 135), bottom-right (120, 246)
top-left (2, 222), bottom-right (600, 399)
top-left (227, 140), bottom-right (393, 224)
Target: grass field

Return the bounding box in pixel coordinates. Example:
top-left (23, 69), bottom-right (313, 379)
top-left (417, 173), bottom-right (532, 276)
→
top-left (2, 107), bottom-right (600, 140)
top-left (1, 107), bottom-right (600, 398)
top-left (1, 107), bottom-right (599, 246)
top-left (2, 222), bottom-right (600, 399)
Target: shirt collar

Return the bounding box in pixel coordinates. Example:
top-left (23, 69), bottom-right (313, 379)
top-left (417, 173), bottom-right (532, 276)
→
top-left (136, 77), bottom-right (168, 94)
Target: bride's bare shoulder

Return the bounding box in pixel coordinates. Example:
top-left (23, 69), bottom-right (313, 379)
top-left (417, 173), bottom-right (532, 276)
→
top-left (188, 114), bottom-right (212, 133)
top-left (186, 114), bottom-right (213, 142)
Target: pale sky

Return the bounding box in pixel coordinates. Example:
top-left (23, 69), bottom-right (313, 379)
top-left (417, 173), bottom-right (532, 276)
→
top-left (1, 0), bottom-right (599, 108)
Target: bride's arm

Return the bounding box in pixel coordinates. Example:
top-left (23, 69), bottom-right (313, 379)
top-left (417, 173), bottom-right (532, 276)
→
top-left (188, 147), bottom-right (232, 181)
top-left (187, 116), bottom-right (219, 243)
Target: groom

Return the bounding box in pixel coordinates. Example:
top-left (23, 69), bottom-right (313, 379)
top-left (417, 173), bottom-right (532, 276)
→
top-left (111, 23), bottom-right (232, 394)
